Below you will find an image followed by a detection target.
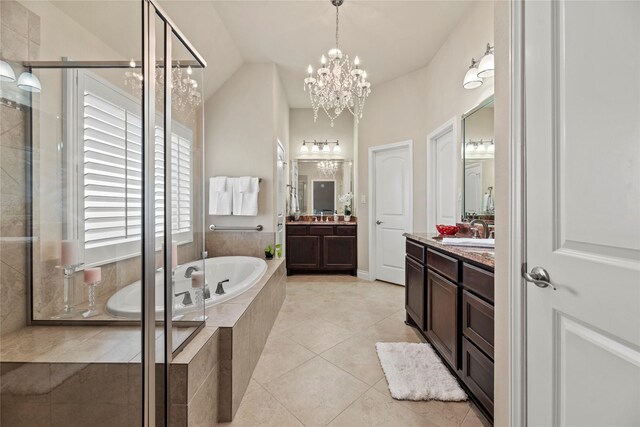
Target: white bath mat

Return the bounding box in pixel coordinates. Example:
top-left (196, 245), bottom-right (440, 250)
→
top-left (375, 342), bottom-right (467, 401)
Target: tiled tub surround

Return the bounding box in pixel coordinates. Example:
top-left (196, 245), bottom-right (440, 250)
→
top-left (205, 230), bottom-right (275, 258)
top-left (0, 258), bottom-right (285, 425)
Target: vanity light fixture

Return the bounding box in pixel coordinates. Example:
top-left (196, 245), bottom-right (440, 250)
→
top-left (322, 142), bottom-right (331, 153)
top-left (463, 59), bottom-right (482, 89)
top-left (300, 142), bottom-right (309, 153)
top-left (311, 143), bottom-right (320, 153)
top-left (477, 43), bottom-right (495, 78)
top-left (0, 59), bottom-right (16, 82)
top-left (487, 140), bottom-right (495, 153)
top-left (333, 141), bottom-right (342, 153)
top-left (17, 72), bottom-right (42, 93)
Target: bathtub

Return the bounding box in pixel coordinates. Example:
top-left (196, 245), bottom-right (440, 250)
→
top-left (105, 256), bottom-right (268, 319)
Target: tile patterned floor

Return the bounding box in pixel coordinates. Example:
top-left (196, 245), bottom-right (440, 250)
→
top-left (220, 275), bottom-right (491, 427)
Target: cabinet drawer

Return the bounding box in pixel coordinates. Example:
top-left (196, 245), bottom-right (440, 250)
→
top-left (427, 249), bottom-right (459, 282)
top-left (336, 226), bottom-right (356, 236)
top-left (309, 226), bottom-right (334, 236)
top-left (461, 263), bottom-right (494, 303)
top-left (462, 290), bottom-right (494, 358)
top-left (287, 225), bottom-right (308, 235)
top-left (462, 337), bottom-right (494, 418)
top-left (406, 239), bottom-right (426, 264)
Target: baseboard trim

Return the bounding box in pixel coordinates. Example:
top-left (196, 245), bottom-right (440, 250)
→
top-left (357, 270), bottom-right (371, 281)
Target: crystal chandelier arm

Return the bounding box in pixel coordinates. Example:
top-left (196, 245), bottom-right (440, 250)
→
top-left (335, 3), bottom-right (339, 49)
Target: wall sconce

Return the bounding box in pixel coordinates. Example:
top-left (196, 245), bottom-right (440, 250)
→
top-left (0, 60), bottom-right (16, 82)
top-left (463, 59), bottom-right (482, 89)
top-left (0, 58), bottom-right (42, 93)
top-left (463, 42), bottom-right (494, 90)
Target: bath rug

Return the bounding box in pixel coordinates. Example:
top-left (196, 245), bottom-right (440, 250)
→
top-left (375, 342), bottom-right (467, 401)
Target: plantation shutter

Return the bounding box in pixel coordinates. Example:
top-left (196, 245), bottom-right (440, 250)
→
top-left (81, 73), bottom-right (192, 257)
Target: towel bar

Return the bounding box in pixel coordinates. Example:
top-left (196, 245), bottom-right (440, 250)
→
top-left (209, 224), bottom-right (264, 232)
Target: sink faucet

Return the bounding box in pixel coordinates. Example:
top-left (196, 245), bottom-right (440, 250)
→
top-left (215, 279), bottom-right (229, 295)
top-left (469, 219), bottom-right (490, 239)
top-left (184, 265), bottom-right (200, 278)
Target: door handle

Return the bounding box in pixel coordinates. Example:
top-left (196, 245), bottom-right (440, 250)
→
top-left (376, 220), bottom-right (383, 225)
top-left (522, 264), bottom-right (556, 290)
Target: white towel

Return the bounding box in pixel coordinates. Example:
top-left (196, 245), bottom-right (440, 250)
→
top-left (232, 177), bottom-right (259, 216)
top-left (238, 176), bottom-right (252, 193)
top-left (212, 176), bottom-right (227, 192)
top-left (209, 177), bottom-right (232, 215)
top-left (442, 238), bottom-right (495, 248)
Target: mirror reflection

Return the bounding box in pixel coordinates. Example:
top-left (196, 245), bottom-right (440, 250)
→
top-left (290, 159), bottom-right (353, 215)
top-left (462, 98), bottom-right (495, 220)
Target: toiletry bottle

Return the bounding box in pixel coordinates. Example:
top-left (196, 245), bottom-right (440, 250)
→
top-left (334, 210), bottom-right (339, 222)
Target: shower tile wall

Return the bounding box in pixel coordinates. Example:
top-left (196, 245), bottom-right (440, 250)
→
top-left (0, 0), bottom-right (40, 335)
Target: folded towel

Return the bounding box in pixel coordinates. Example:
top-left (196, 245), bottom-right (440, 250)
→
top-left (211, 176), bottom-right (227, 193)
top-left (442, 238), bottom-right (495, 248)
top-left (232, 177), bottom-right (259, 216)
top-left (209, 177), bottom-right (232, 215)
top-left (238, 176), bottom-right (252, 193)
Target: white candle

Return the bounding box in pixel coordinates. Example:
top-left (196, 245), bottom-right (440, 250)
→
top-left (84, 267), bottom-right (101, 284)
top-left (191, 271), bottom-right (205, 288)
top-left (61, 240), bottom-right (79, 266)
top-left (172, 243), bottom-right (178, 270)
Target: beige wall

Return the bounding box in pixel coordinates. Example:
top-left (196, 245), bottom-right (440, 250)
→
top-left (289, 108), bottom-right (354, 161)
top-left (493, 0), bottom-right (511, 425)
top-left (204, 63), bottom-right (289, 236)
top-left (356, 0), bottom-right (496, 272)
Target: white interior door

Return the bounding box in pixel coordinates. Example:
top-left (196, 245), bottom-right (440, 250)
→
top-left (276, 142), bottom-right (285, 255)
top-left (464, 163), bottom-right (482, 214)
top-left (373, 143), bottom-right (412, 285)
top-left (435, 130), bottom-right (457, 225)
top-left (524, 1), bottom-right (640, 425)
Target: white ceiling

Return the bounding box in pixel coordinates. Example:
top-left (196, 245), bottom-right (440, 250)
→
top-left (49, 0), bottom-right (471, 107)
top-left (211, 0), bottom-right (472, 107)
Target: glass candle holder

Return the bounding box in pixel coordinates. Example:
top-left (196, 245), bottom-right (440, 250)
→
top-left (82, 280), bottom-right (101, 318)
top-left (52, 263), bottom-right (83, 319)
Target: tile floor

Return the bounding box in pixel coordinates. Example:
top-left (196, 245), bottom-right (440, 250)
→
top-left (220, 275), bottom-right (491, 427)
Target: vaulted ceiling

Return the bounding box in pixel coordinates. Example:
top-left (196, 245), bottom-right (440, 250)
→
top-left (50, 0), bottom-right (472, 107)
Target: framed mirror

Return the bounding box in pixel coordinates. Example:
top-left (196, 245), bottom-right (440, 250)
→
top-left (290, 159), bottom-right (353, 215)
top-left (462, 96), bottom-right (495, 221)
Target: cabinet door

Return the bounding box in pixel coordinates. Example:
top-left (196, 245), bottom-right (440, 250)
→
top-left (462, 337), bottom-right (494, 418)
top-left (287, 236), bottom-right (320, 269)
top-left (323, 236), bottom-right (356, 269)
top-left (405, 257), bottom-right (425, 330)
top-left (426, 270), bottom-right (459, 369)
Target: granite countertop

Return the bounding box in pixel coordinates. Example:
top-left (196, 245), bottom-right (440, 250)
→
top-left (404, 232), bottom-right (494, 269)
top-left (286, 220), bottom-right (357, 226)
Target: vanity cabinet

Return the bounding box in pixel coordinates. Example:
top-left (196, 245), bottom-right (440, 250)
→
top-left (286, 224), bottom-right (357, 275)
top-left (404, 236), bottom-right (495, 422)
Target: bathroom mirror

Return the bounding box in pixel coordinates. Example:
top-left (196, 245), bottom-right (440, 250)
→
top-left (290, 159), bottom-right (353, 215)
top-left (462, 97), bottom-right (495, 221)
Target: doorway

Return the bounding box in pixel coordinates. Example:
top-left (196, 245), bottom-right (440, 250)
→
top-left (427, 118), bottom-right (458, 232)
top-left (369, 141), bottom-right (413, 285)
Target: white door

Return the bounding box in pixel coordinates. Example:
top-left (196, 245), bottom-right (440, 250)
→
top-left (464, 162), bottom-right (482, 214)
top-left (435, 130), bottom-right (457, 225)
top-left (524, 1), bottom-right (640, 425)
top-left (276, 142), bottom-right (285, 256)
top-left (372, 142), bottom-right (412, 285)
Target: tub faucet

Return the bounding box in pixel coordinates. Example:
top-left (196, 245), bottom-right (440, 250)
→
top-left (175, 291), bottom-right (193, 306)
top-left (470, 219), bottom-right (490, 239)
top-left (215, 279), bottom-right (229, 295)
top-left (184, 266), bottom-right (200, 278)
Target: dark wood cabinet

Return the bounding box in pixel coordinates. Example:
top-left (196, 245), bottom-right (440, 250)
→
top-left (426, 270), bottom-right (459, 370)
top-left (286, 224), bottom-right (357, 275)
top-left (405, 257), bottom-right (425, 330)
top-left (404, 237), bottom-right (495, 423)
top-left (286, 236), bottom-right (321, 269)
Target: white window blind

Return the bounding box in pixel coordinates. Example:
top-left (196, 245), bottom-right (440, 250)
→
top-left (78, 73), bottom-right (192, 264)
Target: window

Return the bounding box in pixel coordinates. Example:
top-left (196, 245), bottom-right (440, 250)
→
top-left (67, 71), bottom-right (193, 266)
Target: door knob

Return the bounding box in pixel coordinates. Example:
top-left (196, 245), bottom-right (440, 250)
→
top-left (522, 264), bottom-right (556, 290)
top-left (376, 220), bottom-right (383, 225)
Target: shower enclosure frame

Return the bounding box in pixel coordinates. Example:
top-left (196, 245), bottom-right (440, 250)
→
top-left (21, 1), bottom-right (207, 424)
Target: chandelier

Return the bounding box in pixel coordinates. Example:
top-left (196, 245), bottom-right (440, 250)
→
top-left (304, 0), bottom-right (371, 126)
top-left (317, 160), bottom-right (340, 177)
top-left (125, 60), bottom-right (202, 114)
